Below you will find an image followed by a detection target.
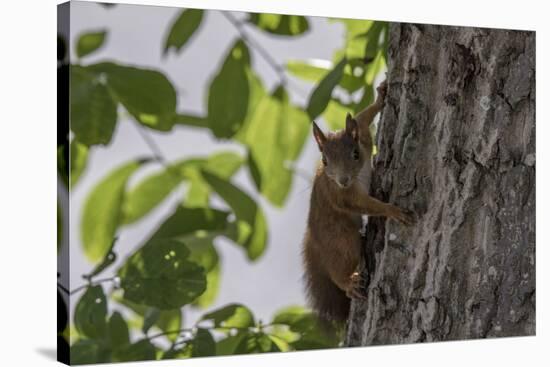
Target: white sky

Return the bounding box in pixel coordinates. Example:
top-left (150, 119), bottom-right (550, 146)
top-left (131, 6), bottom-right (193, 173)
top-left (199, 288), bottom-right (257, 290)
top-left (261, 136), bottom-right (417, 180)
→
top-left (62, 0), bottom-right (349, 327)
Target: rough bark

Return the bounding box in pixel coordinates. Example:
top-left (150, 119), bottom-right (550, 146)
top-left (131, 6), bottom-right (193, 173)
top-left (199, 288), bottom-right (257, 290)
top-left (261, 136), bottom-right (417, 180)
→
top-left (346, 23), bottom-right (535, 346)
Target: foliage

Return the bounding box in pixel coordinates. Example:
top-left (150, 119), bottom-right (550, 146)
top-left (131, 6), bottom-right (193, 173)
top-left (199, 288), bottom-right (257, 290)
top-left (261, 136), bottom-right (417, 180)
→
top-left (164, 9), bottom-right (204, 55)
top-left (58, 6), bottom-right (388, 364)
top-left (76, 30), bottom-right (107, 58)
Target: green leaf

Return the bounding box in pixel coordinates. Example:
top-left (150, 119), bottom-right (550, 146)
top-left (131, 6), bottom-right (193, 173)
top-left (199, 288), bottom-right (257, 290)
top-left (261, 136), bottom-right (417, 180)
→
top-left (207, 40), bottom-right (250, 138)
top-left (248, 14), bottom-right (309, 36)
top-left (353, 84), bottom-right (375, 114)
top-left (74, 285), bottom-right (107, 339)
top-left (272, 306), bottom-right (339, 350)
top-left (306, 58), bottom-right (347, 120)
top-left (70, 66), bottom-right (118, 146)
top-left (109, 311), bottom-right (130, 349)
top-left (193, 263), bottom-right (220, 308)
top-left (185, 174), bottom-right (210, 208)
top-left (184, 151), bottom-right (245, 208)
top-left (148, 206), bottom-right (229, 242)
top-left (171, 232), bottom-right (221, 308)
top-left (81, 160), bottom-right (144, 262)
top-left (185, 235), bottom-right (218, 271)
top-left (238, 87), bottom-right (309, 206)
top-left (272, 305), bottom-right (313, 329)
top-left (268, 326), bottom-right (300, 344)
top-left (287, 59), bottom-right (329, 81)
top-left (267, 334), bottom-right (291, 352)
top-left (187, 328), bottom-right (216, 357)
top-left (162, 328), bottom-right (215, 359)
top-left (117, 239), bottom-right (206, 309)
top-left (362, 21), bottom-right (386, 61)
top-left (364, 49), bottom-right (385, 85)
top-left (89, 62), bottom-right (177, 131)
top-left (323, 99), bottom-right (349, 130)
top-left (281, 97), bottom-right (311, 162)
top-left (201, 303), bottom-right (255, 329)
top-left (234, 333), bottom-right (280, 354)
top-left (155, 309), bottom-right (182, 342)
top-left (71, 339), bottom-right (110, 364)
top-left (286, 59), bottom-right (363, 93)
top-left (200, 171), bottom-right (268, 260)
top-left (202, 151), bottom-right (244, 178)
top-left (164, 9), bottom-right (204, 55)
top-left (122, 152), bottom-right (243, 224)
top-left (112, 293), bottom-right (182, 343)
top-left (113, 339), bottom-right (157, 362)
top-left (216, 332), bottom-right (247, 355)
top-left (233, 68), bottom-right (268, 140)
top-left (142, 308), bottom-right (160, 334)
top-left (179, 225), bottom-right (222, 309)
top-left (121, 165), bottom-right (184, 225)
top-left (333, 18), bottom-right (374, 59)
top-left (70, 139), bottom-right (88, 187)
top-left (76, 30), bottom-right (107, 58)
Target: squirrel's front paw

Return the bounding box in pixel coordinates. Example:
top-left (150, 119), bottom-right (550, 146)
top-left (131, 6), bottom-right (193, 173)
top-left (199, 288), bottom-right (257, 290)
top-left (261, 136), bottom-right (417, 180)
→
top-left (345, 272), bottom-right (368, 300)
top-left (375, 80), bottom-right (388, 106)
top-left (393, 207), bottom-right (416, 226)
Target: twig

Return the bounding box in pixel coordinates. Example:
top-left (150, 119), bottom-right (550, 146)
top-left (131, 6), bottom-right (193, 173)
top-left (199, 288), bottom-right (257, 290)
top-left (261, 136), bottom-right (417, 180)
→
top-left (57, 283), bottom-right (70, 295)
top-left (220, 11), bottom-right (309, 99)
top-left (70, 276), bottom-right (119, 296)
top-left (147, 324), bottom-right (270, 341)
top-left (147, 328), bottom-right (194, 341)
top-left (221, 11), bottom-right (287, 84)
top-left (134, 124), bottom-right (167, 166)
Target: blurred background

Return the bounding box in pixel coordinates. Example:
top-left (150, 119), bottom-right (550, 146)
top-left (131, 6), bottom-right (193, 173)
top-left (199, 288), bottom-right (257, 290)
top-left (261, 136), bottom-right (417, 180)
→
top-left (58, 0), bottom-right (387, 362)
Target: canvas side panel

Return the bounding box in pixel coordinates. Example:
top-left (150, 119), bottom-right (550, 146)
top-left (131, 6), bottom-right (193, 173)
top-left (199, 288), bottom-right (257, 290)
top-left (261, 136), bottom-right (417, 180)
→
top-left (57, 2), bottom-right (70, 365)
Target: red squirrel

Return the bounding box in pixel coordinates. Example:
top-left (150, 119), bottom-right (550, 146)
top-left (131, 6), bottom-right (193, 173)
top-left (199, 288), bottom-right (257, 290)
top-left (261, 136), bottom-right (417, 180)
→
top-left (302, 81), bottom-right (414, 323)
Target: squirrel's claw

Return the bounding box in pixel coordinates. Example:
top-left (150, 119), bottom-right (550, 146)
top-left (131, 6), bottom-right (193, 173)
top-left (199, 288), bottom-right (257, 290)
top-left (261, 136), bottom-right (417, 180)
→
top-left (395, 208), bottom-right (416, 226)
top-left (376, 80), bottom-right (387, 96)
top-left (375, 80), bottom-right (388, 107)
top-left (346, 272), bottom-right (368, 300)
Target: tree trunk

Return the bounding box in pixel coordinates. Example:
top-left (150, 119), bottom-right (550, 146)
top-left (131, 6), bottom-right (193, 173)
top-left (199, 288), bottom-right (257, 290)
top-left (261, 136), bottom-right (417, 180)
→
top-left (346, 23), bottom-right (535, 346)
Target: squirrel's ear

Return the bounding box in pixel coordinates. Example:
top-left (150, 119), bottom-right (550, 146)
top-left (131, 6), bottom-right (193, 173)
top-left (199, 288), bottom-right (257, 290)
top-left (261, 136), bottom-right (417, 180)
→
top-left (312, 121), bottom-right (326, 151)
top-left (345, 113), bottom-right (358, 141)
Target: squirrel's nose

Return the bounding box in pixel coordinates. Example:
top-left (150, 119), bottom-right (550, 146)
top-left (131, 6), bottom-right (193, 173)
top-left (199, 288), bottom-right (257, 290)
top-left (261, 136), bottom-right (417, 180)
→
top-left (338, 177), bottom-right (350, 188)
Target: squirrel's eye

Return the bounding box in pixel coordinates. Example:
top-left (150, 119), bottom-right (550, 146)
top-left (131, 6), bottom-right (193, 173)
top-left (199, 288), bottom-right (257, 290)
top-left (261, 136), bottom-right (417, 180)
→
top-left (352, 149), bottom-right (360, 161)
top-left (322, 156), bottom-right (328, 166)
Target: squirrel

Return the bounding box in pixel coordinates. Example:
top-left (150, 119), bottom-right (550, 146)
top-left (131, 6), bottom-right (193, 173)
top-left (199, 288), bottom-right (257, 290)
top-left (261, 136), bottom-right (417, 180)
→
top-left (302, 80), bottom-right (415, 324)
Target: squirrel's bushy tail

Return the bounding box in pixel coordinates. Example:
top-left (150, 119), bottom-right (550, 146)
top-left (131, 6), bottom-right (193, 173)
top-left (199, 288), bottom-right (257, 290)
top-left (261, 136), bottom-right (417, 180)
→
top-left (303, 251), bottom-right (350, 324)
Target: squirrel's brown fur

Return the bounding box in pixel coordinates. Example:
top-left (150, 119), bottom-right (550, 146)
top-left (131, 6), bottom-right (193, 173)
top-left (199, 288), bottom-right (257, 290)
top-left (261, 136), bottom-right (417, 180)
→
top-left (302, 81), bottom-right (414, 323)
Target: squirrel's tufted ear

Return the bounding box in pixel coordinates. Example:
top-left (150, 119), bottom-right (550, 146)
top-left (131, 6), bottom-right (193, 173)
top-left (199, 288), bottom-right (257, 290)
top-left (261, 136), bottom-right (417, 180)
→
top-left (312, 121), bottom-right (326, 151)
top-left (345, 113), bottom-right (358, 141)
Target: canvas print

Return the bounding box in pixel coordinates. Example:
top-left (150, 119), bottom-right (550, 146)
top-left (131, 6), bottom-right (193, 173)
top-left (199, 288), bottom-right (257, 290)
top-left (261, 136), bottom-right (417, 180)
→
top-left (57, 1), bottom-right (535, 365)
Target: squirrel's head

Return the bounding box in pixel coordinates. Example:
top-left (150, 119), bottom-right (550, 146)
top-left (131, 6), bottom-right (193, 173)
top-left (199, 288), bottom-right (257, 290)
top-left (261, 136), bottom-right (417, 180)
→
top-left (312, 113), bottom-right (371, 189)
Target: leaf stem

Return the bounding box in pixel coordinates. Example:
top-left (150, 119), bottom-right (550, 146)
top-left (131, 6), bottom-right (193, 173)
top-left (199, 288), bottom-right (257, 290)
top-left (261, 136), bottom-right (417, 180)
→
top-left (146, 324), bottom-right (261, 341)
top-left (69, 276), bottom-right (119, 296)
top-left (134, 124), bottom-right (168, 166)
